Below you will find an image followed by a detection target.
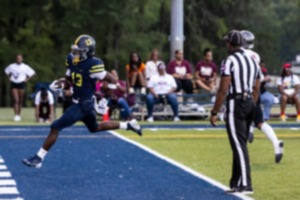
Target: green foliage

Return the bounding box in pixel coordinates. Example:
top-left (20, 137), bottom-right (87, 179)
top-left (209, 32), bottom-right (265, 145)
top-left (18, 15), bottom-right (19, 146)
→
top-left (1, 0), bottom-right (300, 105)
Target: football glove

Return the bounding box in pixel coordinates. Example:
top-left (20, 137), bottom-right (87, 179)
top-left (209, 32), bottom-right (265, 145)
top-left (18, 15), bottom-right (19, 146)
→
top-left (94, 96), bottom-right (108, 115)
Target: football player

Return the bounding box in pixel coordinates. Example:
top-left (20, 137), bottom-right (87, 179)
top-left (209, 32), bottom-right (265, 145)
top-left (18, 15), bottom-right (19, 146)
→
top-left (241, 30), bottom-right (284, 163)
top-left (22, 35), bottom-right (142, 168)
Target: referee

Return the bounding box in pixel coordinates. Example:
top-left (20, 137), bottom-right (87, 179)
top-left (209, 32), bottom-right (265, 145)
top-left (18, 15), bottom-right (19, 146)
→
top-left (210, 30), bottom-right (260, 194)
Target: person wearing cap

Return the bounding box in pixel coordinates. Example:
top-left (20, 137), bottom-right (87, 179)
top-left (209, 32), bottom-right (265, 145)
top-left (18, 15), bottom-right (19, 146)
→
top-left (210, 30), bottom-right (261, 194)
top-left (277, 63), bottom-right (300, 121)
top-left (146, 63), bottom-right (180, 122)
top-left (34, 88), bottom-right (55, 123)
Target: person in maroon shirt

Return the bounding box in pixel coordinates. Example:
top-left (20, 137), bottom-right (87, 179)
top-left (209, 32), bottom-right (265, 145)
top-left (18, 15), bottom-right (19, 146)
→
top-left (195, 48), bottom-right (217, 93)
top-left (167, 50), bottom-right (194, 98)
top-left (96, 70), bottom-right (133, 120)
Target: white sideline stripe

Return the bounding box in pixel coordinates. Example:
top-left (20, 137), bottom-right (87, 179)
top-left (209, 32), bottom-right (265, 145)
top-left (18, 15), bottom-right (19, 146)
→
top-left (0, 198), bottom-right (24, 200)
top-left (0, 172), bottom-right (11, 178)
top-left (0, 187), bottom-right (19, 194)
top-left (109, 131), bottom-right (253, 200)
top-left (0, 180), bottom-right (16, 186)
top-left (0, 166), bottom-right (6, 170)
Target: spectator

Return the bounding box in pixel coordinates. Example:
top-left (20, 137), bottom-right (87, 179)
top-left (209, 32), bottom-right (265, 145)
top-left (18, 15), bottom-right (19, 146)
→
top-left (277, 63), bottom-right (300, 122)
top-left (126, 52), bottom-right (146, 94)
top-left (146, 63), bottom-right (180, 122)
top-left (260, 60), bottom-right (275, 121)
top-left (195, 48), bottom-right (217, 93)
top-left (34, 88), bottom-right (54, 123)
top-left (167, 50), bottom-right (194, 101)
top-left (5, 54), bottom-right (35, 121)
top-left (111, 70), bottom-right (134, 120)
top-left (145, 49), bottom-right (164, 81)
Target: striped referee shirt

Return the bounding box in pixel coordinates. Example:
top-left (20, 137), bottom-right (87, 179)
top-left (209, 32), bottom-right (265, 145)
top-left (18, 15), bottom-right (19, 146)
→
top-left (221, 49), bottom-right (260, 95)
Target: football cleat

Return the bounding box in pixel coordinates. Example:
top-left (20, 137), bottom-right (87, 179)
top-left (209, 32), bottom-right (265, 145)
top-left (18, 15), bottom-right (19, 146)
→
top-left (275, 141), bottom-right (284, 163)
top-left (127, 119), bottom-right (142, 136)
top-left (22, 155), bottom-right (43, 168)
top-left (226, 186), bottom-right (254, 194)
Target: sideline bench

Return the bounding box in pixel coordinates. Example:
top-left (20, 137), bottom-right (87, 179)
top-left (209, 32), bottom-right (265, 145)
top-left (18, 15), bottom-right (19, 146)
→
top-left (131, 94), bottom-right (214, 121)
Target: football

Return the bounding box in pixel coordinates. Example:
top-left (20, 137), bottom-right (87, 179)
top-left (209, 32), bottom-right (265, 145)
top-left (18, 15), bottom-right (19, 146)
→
top-left (56, 78), bottom-right (71, 90)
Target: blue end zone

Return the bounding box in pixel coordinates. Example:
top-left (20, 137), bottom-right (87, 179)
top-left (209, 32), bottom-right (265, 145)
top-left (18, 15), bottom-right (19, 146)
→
top-left (0, 126), bottom-right (242, 200)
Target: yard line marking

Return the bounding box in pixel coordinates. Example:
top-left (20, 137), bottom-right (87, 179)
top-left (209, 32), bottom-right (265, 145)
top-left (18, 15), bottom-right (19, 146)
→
top-left (0, 172), bottom-right (11, 178)
top-left (0, 166), bottom-right (6, 170)
top-left (0, 180), bottom-right (16, 186)
top-left (0, 198), bottom-right (24, 200)
top-left (0, 187), bottom-right (19, 195)
top-left (109, 131), bottom-right (253, 200)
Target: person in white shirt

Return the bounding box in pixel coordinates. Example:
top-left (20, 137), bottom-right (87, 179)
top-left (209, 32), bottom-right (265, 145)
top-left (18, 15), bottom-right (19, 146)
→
top-left (146, 63), bottom-right (180, 122)
top-left (5, 54), bottom-right (35, 121)
top-left (277, 63), bottom-right (300, 122)
top-left (34, 88), bottom-right (55, 123)
top-left (145, 49), bottom-right (164, 81)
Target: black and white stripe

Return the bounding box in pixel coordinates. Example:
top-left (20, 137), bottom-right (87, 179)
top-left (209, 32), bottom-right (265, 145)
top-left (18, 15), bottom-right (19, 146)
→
top-left (222, 49), bottom-right (260, 95)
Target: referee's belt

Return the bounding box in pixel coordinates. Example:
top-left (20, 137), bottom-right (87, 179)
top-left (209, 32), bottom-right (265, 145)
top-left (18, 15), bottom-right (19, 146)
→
top-left (227, 93), bottom-right (253, 100)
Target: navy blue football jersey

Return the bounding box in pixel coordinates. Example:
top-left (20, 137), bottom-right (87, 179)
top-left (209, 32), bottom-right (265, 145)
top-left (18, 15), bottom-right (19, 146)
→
top-left (65, 56), bottom-right (105, 101)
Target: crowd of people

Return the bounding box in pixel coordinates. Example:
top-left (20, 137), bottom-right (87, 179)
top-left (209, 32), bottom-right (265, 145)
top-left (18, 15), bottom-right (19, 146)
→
top-left (4, 46), bottom-right (300, 124)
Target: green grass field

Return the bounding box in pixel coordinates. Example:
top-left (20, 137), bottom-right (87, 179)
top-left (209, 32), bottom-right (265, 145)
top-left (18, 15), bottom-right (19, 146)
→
top-left (119, 129), bottom-right (300, 200)
top-left (1, 107), bottom-right (300, 199)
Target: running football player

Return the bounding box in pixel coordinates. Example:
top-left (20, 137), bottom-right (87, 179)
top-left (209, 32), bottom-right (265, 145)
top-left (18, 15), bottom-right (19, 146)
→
top-left (22, 35), bottom-right (142, 168)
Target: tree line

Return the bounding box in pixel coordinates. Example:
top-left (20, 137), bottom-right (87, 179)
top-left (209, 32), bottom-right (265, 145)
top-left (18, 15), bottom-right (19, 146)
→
top-left (0, 0), bottom-right (299, 106)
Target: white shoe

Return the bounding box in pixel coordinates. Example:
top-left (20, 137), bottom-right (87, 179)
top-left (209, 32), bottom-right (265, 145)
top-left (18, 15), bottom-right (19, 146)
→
top-left (141, 87), bottom-right (146, 95)
top-left (14, 115), bottom-right (21, 122)
top-left (147, 117), bottom-right (154, 123)
top-left (127, 119), bottom-right (142, 136)
top-left (173, 116), bottom-right (180, 122)
top-left (129, 87), bottom-right (135, 94)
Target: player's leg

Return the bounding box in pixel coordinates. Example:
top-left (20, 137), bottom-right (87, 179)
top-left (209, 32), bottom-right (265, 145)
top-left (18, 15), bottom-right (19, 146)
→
top-left (255, 104), bottom-right (284, 163)
top-left (22, 104), bottom-right (84, 168)
top-left (83, 111), bottom-right (142, 136)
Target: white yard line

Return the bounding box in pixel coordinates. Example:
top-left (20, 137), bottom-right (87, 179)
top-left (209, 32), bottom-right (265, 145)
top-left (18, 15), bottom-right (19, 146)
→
top-left (109, 131), bottom-right (253, 200)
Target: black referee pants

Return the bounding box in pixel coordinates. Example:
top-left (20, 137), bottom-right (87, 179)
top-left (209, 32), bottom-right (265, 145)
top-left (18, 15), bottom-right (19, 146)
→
top-left (225, 98), bottom-right (256, 188)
